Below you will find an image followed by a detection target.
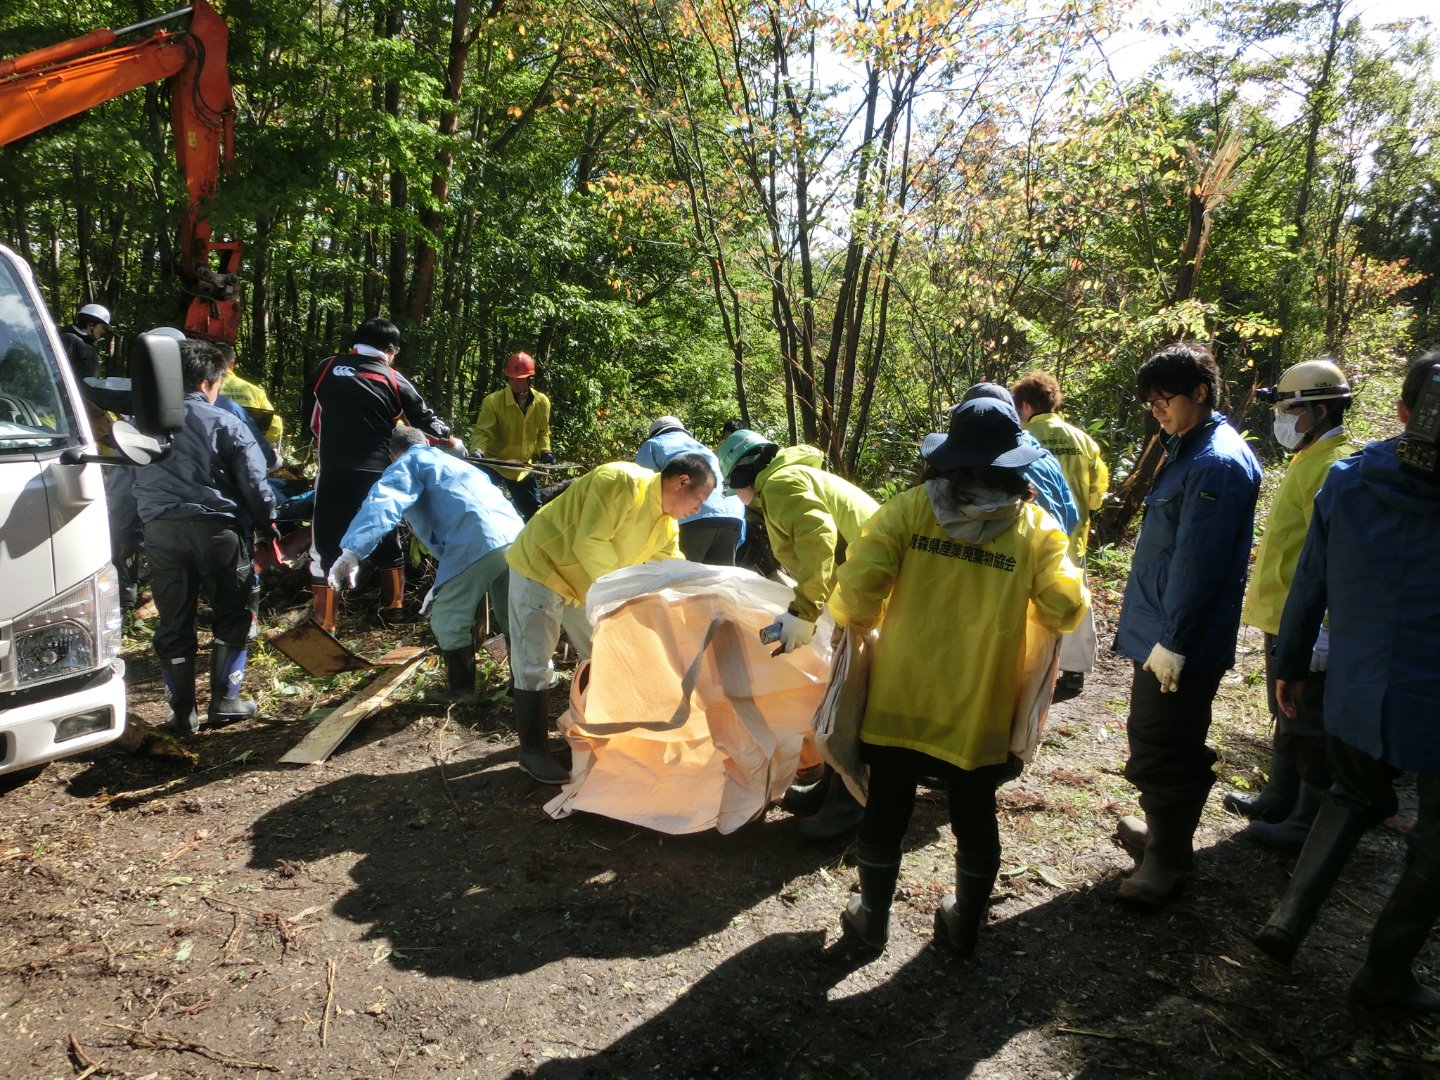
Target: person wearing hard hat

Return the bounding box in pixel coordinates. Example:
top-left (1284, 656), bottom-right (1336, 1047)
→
top-left (636, 416), bottom-right (745, 564)
top-left (715, 428), bottom-right (880, 841)
top-left (505, 455), bottom-right (716, 783)
top-left (58, 303), bottom-right (111, 380)
top-left (470, 351), bottom-right (554, 521)
top-left (329, 427), bottom-right (524, 703)
top-left (1254, 354), bottom-right (1440, 1013)
top-left (1113, 342), bottom-right (1262, 909)
top-left (1011, 371), bottom-right (1110, 695)
top-left (827, 398), bottom-right (1088, 954)
top-left (1224, 358), bottom-right (1356, 851)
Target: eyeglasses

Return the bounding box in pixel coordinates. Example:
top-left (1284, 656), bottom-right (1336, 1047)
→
top-left (1141, 392), bottom-right (1182, 412)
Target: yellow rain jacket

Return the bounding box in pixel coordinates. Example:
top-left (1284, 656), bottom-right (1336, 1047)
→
top-left (830, 487), bottom-right (1087, 771)
top-left (221, 368), bottom-right (284, 446)
top-left (1024, 412), bottom-right (1108, 561)
top-left (1242, 428), bottom-right (1356, 635)
top-left (507, 462), bottom-right (681, 605)
top-left (751, 445), bottom-right (880, 622)
top-left (470, 387), bottom-right (552, 481)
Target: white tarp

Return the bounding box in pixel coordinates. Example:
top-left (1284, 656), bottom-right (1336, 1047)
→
top-left (543, 562), bottom-right (832, 835)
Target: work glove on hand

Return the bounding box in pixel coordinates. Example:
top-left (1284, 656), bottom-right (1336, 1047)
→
top-left (1143, 642), bottom-right (1186, 693)
top-left (536, 451), bottom-right (558, 465)
top-left (328, 549), bottom-right (361, 591)
top-left (776, 610), bottom-right (816, 653)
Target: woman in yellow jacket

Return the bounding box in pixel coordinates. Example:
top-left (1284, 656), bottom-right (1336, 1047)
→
top-left (505, 456), bottom-right (714, 783)
top-left (716, 431), bottom-right (880, 840)
top-left (828, 398), bottom-right (1087, 954)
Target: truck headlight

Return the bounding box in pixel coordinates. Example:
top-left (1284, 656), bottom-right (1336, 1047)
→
top-left (9, 566), bottom-right (122, 689)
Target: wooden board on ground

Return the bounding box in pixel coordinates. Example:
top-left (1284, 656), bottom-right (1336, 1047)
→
top-left (279, 650), bottom-right (429, 765)
top-left (268, 619), bottom-right (375, 677)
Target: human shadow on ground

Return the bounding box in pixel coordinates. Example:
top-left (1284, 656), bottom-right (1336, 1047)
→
top-left (512, 826), bottom-right (1439, 1080)
top-left (245, 745), bottom-right (958, 982)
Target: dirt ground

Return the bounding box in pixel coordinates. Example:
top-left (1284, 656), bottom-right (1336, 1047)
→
top-left (2, 577), bottom-right (1438, 1080)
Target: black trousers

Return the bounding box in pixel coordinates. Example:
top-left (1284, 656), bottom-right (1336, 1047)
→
top-left (678, 519), bottom-right (742, 566)
top-left (145, 516), bottom-right (250, 658)
top-left (1263, 631), bottom-right (1331, 785)
top-left (1326, 737), bottom-right (1440, 878)
top-left (857, 743), bottom-right (1014, 864)
top-left (312, 468), bottom-right (398, 578)
top-left (480, 466), bottom-right (543, 521)
top-left (1123, 661), bottom-right (1224, 820)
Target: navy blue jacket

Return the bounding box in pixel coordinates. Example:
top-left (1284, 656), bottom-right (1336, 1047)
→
top-left (1275, 438), bottom-right (1440, 772)
top-left (133, 392), bottom-right (276, 527)
top-left (1115, 413), bottom-right (1261, 670)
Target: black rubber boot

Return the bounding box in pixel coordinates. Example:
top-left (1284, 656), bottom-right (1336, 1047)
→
top-left (159, 655), bottom-right (199, 735)
top-left (799, 774), bottom-right (865, 842)
top-left (1117, 808), bottom-right (1194, 910)
top-left (936, 853), bottom-right (1000, 956)
top-left (782, 763), bottom-right (831, 817)
top-left (1349, 866), bottom-right (1440, 1013)
top-left (841, 844), bottom-right (901, 951)
top-left (1244, 781), bottom-right (1322, 853)
top-left (1254, 801), bottom-right (1368, 965)
top-left (1223, 747), bottom-right (1299, 823)
top-left (513, 687), bottom-right (568, 785)
top-left (209, 643), bottom-right (258, 723)
top-left (431, 648), bottom-right (477, 704)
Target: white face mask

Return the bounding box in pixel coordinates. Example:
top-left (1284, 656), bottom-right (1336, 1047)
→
top-left (1272, 410), bottom-right (1306, 450)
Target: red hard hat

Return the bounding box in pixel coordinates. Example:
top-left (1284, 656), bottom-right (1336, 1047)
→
top-left (504, 352), bottom-right (536, 378)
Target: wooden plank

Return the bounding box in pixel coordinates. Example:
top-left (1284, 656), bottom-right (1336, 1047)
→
top-left (279, 652), bottom-right (429, 765)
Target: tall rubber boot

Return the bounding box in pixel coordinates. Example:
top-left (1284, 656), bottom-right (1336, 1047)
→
top-left (1244, 781), bottom-right (1322, 853)
top-left (159, 655), bottom-right (199, 735)
top-left (430, 648), bottom-right (477, 704)
top-left (1350, 866), bottom-right (1440, 1013)
top-left (782, 763), bottom-right (832, 817)
top-left (841, 844), bottom-right (901, 951)
top-left (936, 853), bottom-right (1000, 956)
top-left (1254, 801), bottom-right (1368, 965)
top-left (1223, 747), bottom-right (1299, 823)
top-left (799, 774), bottom-right (865, 842)
top-left (311, 583), bottom-right (338, 633)
top-left (377, 566), bottom-right (421, 623)
top-left (513, 687), bottom-right (568, 785)
top-left (1117, 808), bottom-right (1194, 909)
top-left (209, 643), bottom-right (258, 723)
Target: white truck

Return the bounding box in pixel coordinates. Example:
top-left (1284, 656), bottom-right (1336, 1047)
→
top-left (0, 243), bottom-right (180, 783)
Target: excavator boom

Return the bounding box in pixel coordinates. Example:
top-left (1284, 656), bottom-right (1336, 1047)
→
top-left (0, 3), bottom-right (242, 343)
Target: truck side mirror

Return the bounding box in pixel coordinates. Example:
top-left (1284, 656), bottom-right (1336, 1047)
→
top-left (130, 334), bottom-right (185, 436)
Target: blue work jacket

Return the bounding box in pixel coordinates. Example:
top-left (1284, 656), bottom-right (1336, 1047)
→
top-left (635, 430), bottom-right (747, 529)
top-left (134, 392), bottom-right (276, 528)
top-left (1275, 438), bottom-right (1440, 772)
top-left (1115, 413), bottom-right (1261, 671)
top-left (339, 445), bottom-right (523, 593)
top-left (1022, 434), bottom-right (1080, 537)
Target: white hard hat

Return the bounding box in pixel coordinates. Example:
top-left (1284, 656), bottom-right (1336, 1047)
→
top-left (79, 303), bottom-right (111, 326)
top-left (648, 415), bottom-right (686, 438)
top-left (1270, 358), bottom-right (1352, 404)
top-left (144, 326), bottom-right (187, 341)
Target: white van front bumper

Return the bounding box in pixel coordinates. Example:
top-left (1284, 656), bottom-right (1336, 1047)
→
top-left (0, 661), bottom-right (126, 776)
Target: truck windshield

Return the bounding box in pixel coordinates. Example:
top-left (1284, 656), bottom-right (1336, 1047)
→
top-left (0, 255), bottom-right (78, 452)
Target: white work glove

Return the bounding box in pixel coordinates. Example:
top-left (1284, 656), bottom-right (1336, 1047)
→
top-left (1143, 642), bottom-right (1186, 693)
top-left (328, 549), bottom-right (361, 591)
top-left (777, 611), bottom-right (816, 653)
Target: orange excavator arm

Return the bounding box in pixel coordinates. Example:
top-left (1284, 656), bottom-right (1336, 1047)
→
top-left (0, 3), bottom-right (242, 343)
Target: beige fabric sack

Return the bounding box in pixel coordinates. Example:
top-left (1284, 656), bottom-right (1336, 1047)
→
top-left (543, 563), bottom-right (832, 834)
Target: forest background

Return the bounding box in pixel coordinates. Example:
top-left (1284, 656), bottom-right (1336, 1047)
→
top-left (2, 0), bottom-right (1437, 524)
